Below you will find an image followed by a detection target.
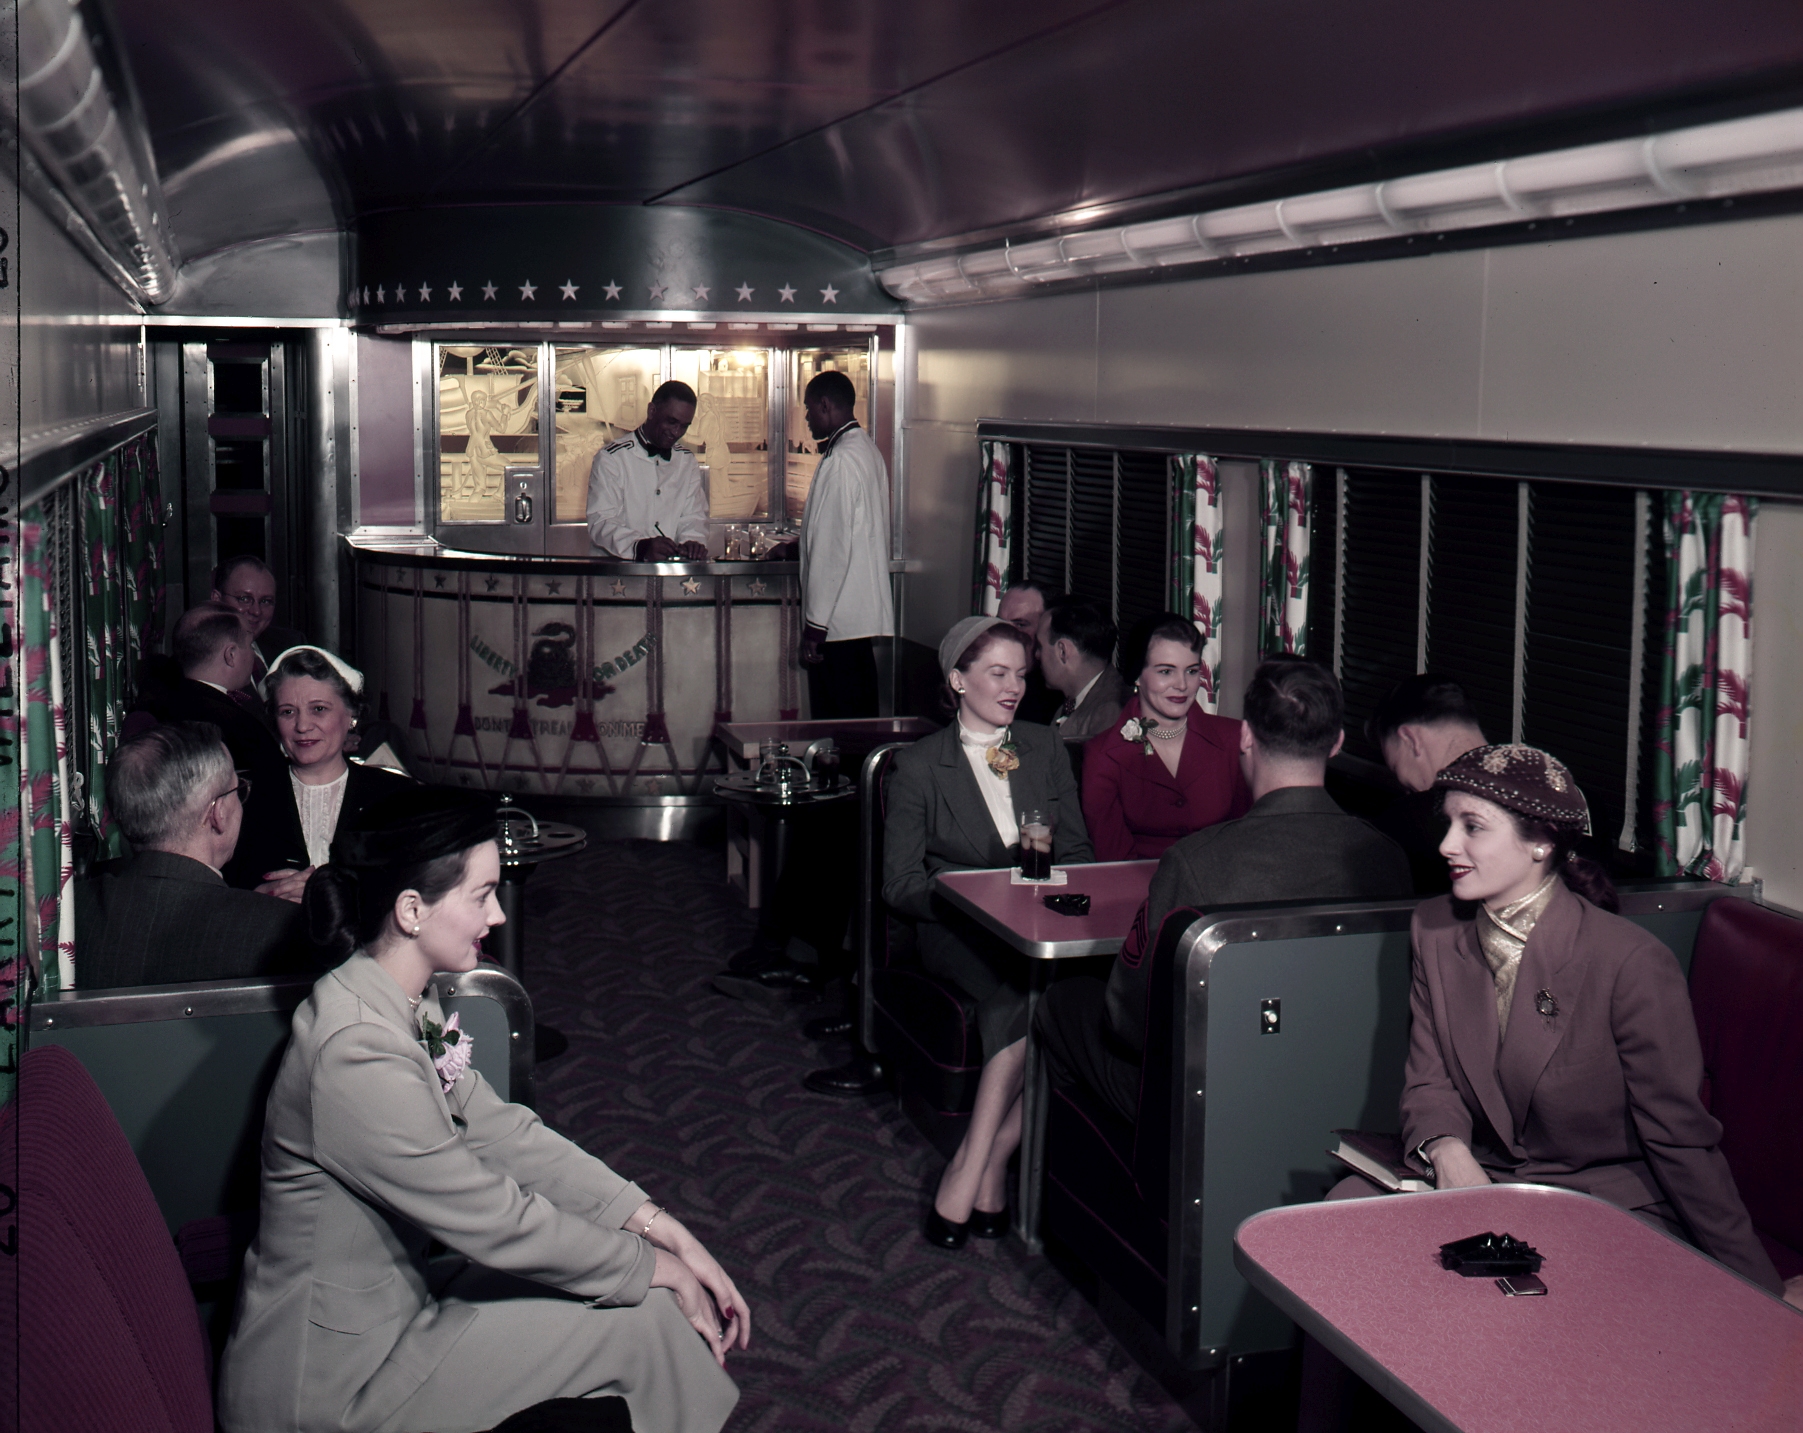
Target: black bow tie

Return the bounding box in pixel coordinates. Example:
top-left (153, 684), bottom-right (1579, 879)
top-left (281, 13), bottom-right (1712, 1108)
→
top-left (637, 431), bottom-right (672, 462)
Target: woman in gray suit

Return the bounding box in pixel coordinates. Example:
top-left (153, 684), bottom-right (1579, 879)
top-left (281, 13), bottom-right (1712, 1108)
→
top-left (218, 788), bottom-right (745, 1433)
top-left (884, 616), bottom-right (1093, 1249)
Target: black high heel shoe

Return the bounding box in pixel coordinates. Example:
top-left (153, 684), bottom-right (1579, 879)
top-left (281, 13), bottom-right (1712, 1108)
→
top-left (968, 1206), bottom-right (1010, 1240)
top-left (922, 1207), bottom-right (969, 1250)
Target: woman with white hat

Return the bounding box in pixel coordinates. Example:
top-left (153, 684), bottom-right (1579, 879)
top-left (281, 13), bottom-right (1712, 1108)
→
top-left (883, 616), bottom-right (1094, 1249)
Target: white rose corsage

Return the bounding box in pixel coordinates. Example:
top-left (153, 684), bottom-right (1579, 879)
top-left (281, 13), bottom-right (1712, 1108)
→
top-left (1120, 715), bottom-right (1157, 756)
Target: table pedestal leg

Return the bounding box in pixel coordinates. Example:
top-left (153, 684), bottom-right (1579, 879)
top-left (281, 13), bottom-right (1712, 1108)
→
top-left (1018, 964), bottom-right (1050, 1254)
top-left (492, 861), bottom-right (537, 976)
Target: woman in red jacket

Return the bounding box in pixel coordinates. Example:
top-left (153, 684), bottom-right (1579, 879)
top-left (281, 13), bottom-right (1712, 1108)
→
top-left (1080, 613), bottom-right (1250, 862)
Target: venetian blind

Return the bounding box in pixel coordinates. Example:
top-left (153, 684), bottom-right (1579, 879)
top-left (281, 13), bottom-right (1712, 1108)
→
top-left (1338, 469), bottom-right (1424, 761)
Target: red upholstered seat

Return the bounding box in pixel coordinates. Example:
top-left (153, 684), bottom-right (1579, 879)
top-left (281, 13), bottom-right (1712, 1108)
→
top-left (1689, 897), bottom-right (1803, 1279)
top-left (0, 1045), bottom-right (214, 1433)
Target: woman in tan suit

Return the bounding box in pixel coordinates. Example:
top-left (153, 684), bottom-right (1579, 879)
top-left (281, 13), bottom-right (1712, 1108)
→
top-left (218, 788), bottom-right (745, 1433)
top-left (883, 616), bottom-right (1093, 1249)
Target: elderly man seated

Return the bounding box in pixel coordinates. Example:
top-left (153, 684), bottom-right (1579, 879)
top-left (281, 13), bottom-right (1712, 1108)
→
top-left (76, 722), bottom-right (311, 989)
top-left (1035, 656), bottom-right (1414, 1122)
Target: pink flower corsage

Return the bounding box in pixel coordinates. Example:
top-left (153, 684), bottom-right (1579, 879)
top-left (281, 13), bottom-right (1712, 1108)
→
top-left (420, 1012), bottom-right (473, 1093)
top-left (1119, 715), bottom-right (1157, 756)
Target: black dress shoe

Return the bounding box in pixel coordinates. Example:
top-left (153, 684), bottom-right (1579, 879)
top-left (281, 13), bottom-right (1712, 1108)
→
top-left (803, 1012), bottom-right (853, 1040)
top-left (727, 943), bottom-right (789, 975)
top-left (712, 961), bottom-right (822, 1006)
top-left (923, 1207), bottom-right (969, 1250)
top-left (802, 1054), bottom-right (886, 1096)
top-left (968, 1206), bottom-right (1011, 1240)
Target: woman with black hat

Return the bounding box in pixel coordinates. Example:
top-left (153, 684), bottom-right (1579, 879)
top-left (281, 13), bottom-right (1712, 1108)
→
top-left (1399, 743), bottom-right (1780, 1291)
top-left (883, 616), bottom-right (1094, 1249)
top-left (218, 788), bottom-right (745, 1433)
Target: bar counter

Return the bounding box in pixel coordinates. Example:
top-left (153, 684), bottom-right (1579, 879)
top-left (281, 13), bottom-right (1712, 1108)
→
top-left (350, 534), bottom-right (806, 801)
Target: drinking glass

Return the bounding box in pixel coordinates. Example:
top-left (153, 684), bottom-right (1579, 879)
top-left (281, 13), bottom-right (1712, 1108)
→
top-left (1019, 809), bottom-right (1054, 881)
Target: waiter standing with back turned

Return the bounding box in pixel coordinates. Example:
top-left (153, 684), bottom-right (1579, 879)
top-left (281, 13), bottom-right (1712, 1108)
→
top-left (795, 369), bottom-right (892, 717)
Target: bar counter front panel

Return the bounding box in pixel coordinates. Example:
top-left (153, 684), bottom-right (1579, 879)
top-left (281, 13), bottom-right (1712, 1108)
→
top-left (354, 543), bottom-right (806, 796)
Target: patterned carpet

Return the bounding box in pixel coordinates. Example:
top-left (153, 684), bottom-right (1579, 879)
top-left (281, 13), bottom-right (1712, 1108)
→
top-left (520, 839), bottom-right (1197, 1433)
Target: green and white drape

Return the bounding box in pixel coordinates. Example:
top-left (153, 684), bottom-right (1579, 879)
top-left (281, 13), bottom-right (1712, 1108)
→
top-left (1259, 460), bottom-right (1312, 656)
top-left (0, 436), bottom-right (164, 1097)
top-left (1653, 493), bottom-right (1756, 882)
top-left (973, 439), bottom-right (1014, 616)
top-left (1169, 455), bottom-right (1225, 712)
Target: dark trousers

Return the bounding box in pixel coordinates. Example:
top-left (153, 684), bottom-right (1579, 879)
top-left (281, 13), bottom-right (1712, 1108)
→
top-left (1035, 975), bottom-right (1143, 1124)
top-left (807, 638), bottom-right (879, 719)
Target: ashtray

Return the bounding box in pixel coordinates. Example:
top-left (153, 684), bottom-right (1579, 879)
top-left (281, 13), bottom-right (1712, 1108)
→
top-left (1438, 1231), bottom-right (1543, 1278)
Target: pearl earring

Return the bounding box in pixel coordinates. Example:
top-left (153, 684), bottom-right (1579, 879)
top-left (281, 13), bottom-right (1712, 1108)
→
top-left (1533, 847), bottom-right (1546, 860)
top-left (412, 923), bottom-right (422, 936)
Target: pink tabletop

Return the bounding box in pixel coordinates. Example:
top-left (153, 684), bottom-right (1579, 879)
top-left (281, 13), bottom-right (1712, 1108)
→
top-left (933, 861), bottom-right (1157, 959)
top-left (1235, 1183), bottom-right (1803, 1433)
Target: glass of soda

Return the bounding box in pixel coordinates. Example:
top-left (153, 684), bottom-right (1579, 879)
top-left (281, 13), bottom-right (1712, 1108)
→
top-left (1019, 809), bottom-right (1055, 881)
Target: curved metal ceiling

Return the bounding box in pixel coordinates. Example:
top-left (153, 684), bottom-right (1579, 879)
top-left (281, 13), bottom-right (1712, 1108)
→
top-left (113, 0), bottom-right (1803, 263)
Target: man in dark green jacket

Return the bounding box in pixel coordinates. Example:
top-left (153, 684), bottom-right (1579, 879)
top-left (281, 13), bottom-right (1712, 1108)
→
top-left (1038, 656), bottom-right (1412, 1122)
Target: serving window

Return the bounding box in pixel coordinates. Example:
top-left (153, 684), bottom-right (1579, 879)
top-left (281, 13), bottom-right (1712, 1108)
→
top-left (428, 335), bottom-right (882, 551)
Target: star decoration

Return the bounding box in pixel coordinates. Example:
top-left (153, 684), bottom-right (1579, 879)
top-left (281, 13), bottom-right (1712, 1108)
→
top-left (610, 579), bottom-right (627, 597)
top-left (748, 578), bottom-right (767, 596)
top-left (447, 281), bottom-right (463, 301)
top-left (376, 284), bottom-right (386, 303)
top-left (433, 573), bottom-right (447, 588)
top-left (418, 283), bottom-right (432, 301)
top-left (362, 286), bottom-right (370, 304)
top-left (546, 580), bottom-right (563, 595)
top-left (692, 284), bottom-right (710, 302)
top-left (649, 282), bottom-right (667, 301)
top-left (681, 577), bottom-right (701, 595)
top-left (519, 280), bottom-right (537, 300)
top-left (777, 284), bottom-right (796, 303)
top-left (735, 282), bottom-right (754, 301)
top-left (820, 284), bottom-right (839, 304)
top-left (483, 575), bottom-right (500, 592)
top-left (559, 280), bottom-right (579, 301)
top-left (481, 281), bottom-right (498, 300)
top-left (602, 281), bottom-right (622, 300)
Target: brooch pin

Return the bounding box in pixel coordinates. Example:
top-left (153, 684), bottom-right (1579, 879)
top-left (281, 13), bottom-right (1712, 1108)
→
top-left (1534, 989), bottom-right (1559, 1019)
top-left (985, 727), bottom-right (1020, 779)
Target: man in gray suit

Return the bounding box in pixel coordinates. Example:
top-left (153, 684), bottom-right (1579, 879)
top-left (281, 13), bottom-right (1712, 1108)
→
top-left (76, 722), bottom-right (310, 988)
top-left (1037, 598), bottom-right (1128, 748)
top-left (1037, 656), bottom-right (1413, 1122)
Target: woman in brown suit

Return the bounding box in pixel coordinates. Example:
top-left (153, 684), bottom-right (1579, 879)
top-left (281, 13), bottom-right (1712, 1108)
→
top-left (1401, 743), bottom-right (1781, 1290)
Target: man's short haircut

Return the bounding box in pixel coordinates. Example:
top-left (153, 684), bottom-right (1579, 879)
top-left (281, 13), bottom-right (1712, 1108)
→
top-left (172, 604), bottom-right (247, 675)
top-left (1044, 597), bottom-right (1117, 664)
top-left (211, 554), bottom-right (271, 593)
top-left (1366, 672), bottom-right (1485, 748)
top-left (649, 379), bottom-right (697, 409)
top-left (1243, 655), bottom-right (1343, 759)
top-left (804, 369), bottom-right (858, 412)
top-left (1002, 579), bottom-right (1054, 605)
top-left (107, 721), bottom-right (233, 849)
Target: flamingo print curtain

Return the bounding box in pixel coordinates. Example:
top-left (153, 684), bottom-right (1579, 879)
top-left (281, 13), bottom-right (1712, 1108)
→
top-left (1168, 455), bottom-right (1225, 712)
top-left (972, 440), bottom-right (1014, 616)
top-left (1653, 493), bottom-right (1756, 882)
top-left (1259, 460), bottom-right (1312, 656)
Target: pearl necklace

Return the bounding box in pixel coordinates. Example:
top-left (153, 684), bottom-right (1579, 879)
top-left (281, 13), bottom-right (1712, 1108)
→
top-left (1148, 721), bottom-right (1186, 740)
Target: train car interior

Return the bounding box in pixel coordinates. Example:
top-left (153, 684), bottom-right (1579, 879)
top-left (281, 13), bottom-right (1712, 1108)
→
top-left (3, 2), bottom-right (1803, 1430)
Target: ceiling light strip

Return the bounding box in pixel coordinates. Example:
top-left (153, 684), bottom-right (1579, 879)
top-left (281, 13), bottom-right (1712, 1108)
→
top-left (876, 106), bottom-right (1803, 305)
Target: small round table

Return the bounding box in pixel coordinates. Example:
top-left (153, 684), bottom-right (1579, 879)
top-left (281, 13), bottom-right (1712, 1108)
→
top-left (714, 775), bottom-right (858, 912)
top-left (493, 817), bottom-right (589, 978)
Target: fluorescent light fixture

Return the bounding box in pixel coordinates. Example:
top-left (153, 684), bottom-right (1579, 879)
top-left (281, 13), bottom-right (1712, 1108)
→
top-left (876, 107), bottom-right (1803, 304)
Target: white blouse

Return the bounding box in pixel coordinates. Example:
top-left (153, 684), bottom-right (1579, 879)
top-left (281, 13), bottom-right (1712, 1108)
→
top-left (292, 768), bottom-right (349, 868)
top-left (957, 719), bottom-right (1020, 850)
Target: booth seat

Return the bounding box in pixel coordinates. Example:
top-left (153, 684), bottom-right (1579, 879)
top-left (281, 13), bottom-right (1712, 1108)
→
top-left (1690, 896), bottom-right (1803, 1279)
top-left (1040, 881), bottom-right (1744, 1390)
top-left (856, 743), bottom-right (984, 1157)
top-left (30, 964), bottom-right (535, 1357)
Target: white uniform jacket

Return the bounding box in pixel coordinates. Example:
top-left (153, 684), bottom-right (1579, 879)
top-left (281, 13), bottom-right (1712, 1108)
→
top-left (218, 954), bottom-right (658, 1432)
top-left (586, 432), bottom-right (709, 558)
top-left (799, 423), bottom-right (894, 641)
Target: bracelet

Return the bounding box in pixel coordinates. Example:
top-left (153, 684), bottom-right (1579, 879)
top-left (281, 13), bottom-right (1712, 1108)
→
top-left (638, 1206), bottom-right (664, 1238)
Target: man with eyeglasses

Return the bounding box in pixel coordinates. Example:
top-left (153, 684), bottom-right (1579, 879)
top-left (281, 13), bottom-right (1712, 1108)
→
top-left (75, 722), bottom-right (310, 989)
top-left (211, 555), bottom-right (305, 698)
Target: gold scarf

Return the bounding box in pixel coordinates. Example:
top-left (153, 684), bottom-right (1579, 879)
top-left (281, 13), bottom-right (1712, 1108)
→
top-left (1476, 873), bottom-right (1559, 1039)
